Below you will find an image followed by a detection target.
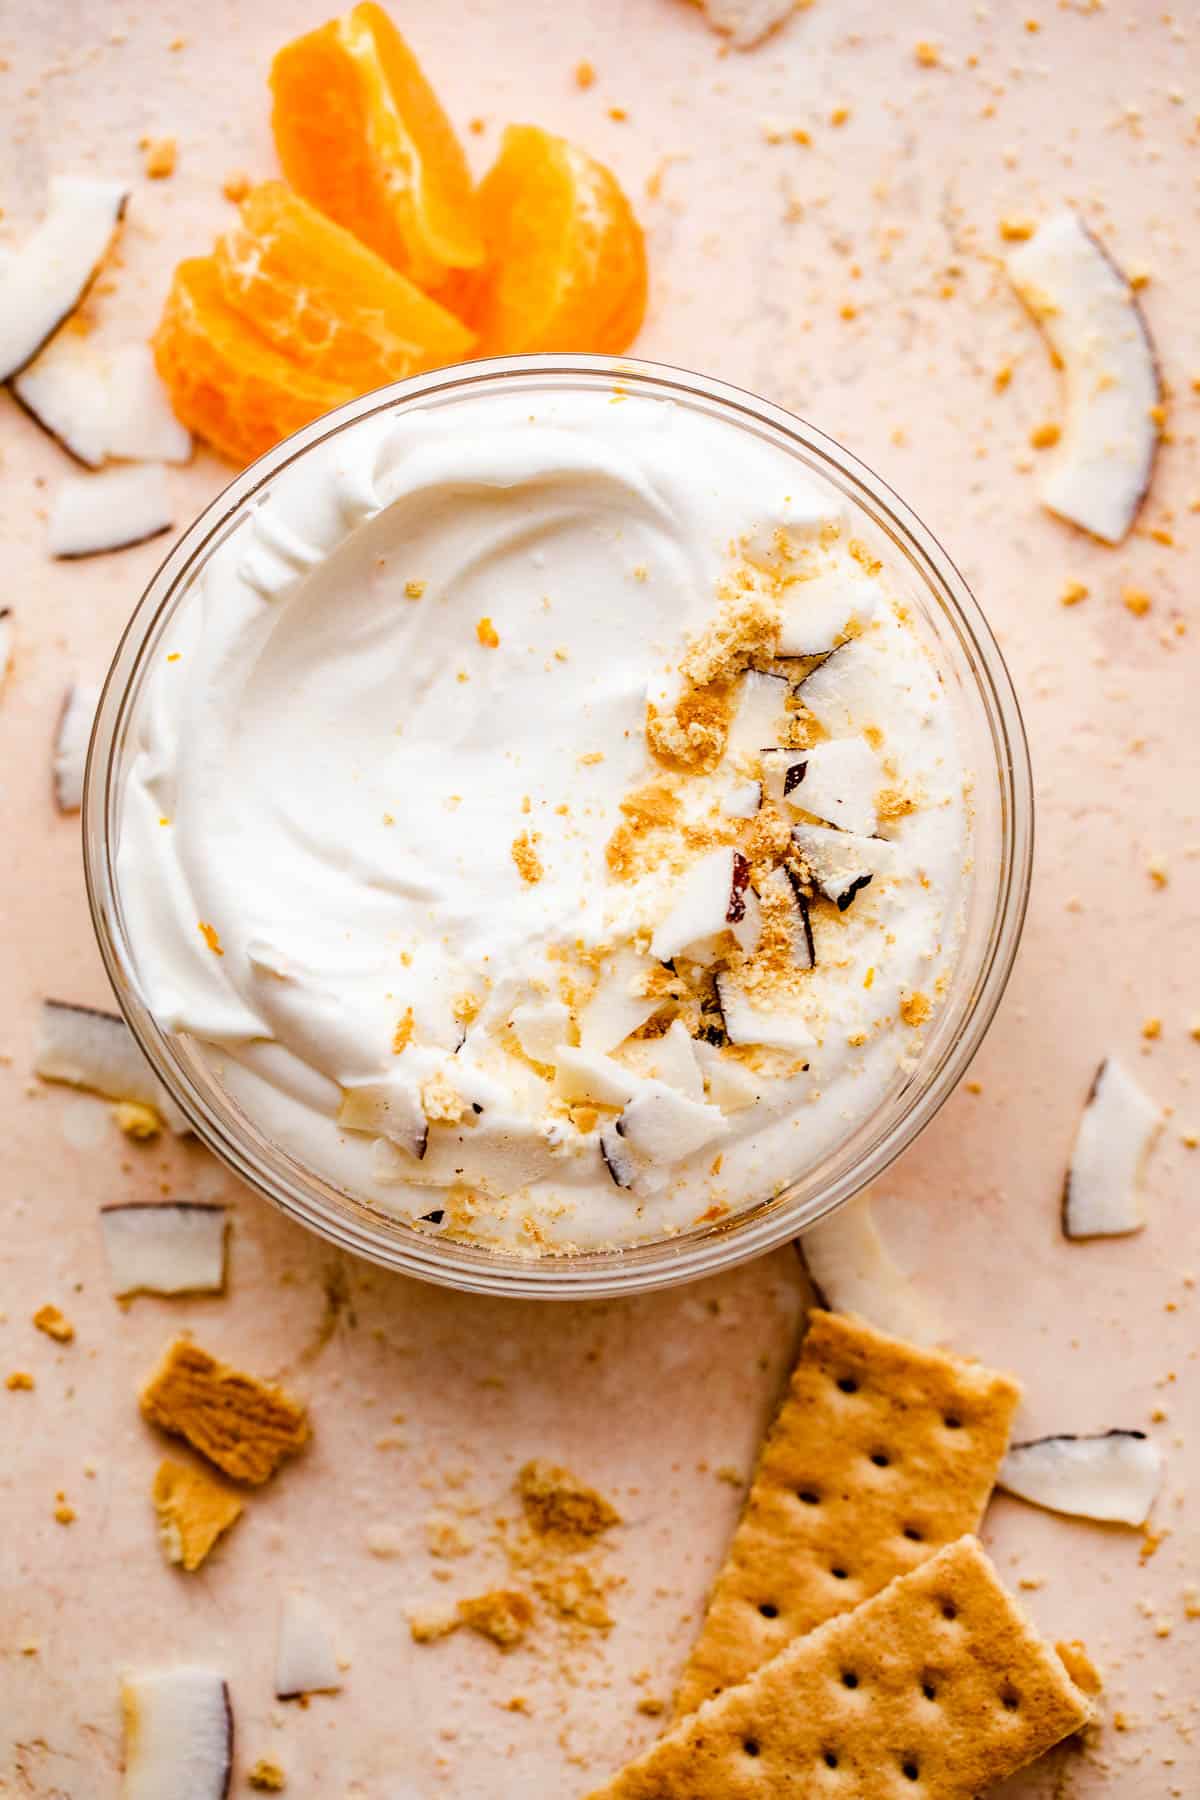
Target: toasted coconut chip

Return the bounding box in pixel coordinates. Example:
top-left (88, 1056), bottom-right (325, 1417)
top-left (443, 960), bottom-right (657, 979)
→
top-left (553, 1044), bottom-right (645, 1109)
top-left (35, 998), bottom-right (188, 1134)
top-left (693, 0), bottom-right (797, 49)
top-left (48, 462), bottom-right (173, 559)
top-left (0, 610), bottom-right (12, 696)
top-left (275, 1592), bottom-right (342, 1699)
top-left (13, 334), bottom-right (192, 469)
top-left (714, 971), bottom-right (814, 1053)
top-left (578, 947), bottom-right (663, 1054)
top-left (100, 1203), bottom-right (227, 1298)
top-left (797, 1194), bottom-right (943, 1346)
top-left (120, 1666), bottom-right (232, 1800)
top-left (616, 1079), bottom-right (728, 1164)
top-left (791, 821), bottom-right (895, 912)
top-left (999, 1431), bottom-right (1163, 1527)
top-left (52, 679), bottom-right (100, 812)
top-left (0, 176), bottom-right (128, 383)
top-left (1062, 1055), bottom-right (1160, 1239)
top-left (777, 572), bottom-right (878, 657)
top-left (1007, 212), bottom-right (1161, 545)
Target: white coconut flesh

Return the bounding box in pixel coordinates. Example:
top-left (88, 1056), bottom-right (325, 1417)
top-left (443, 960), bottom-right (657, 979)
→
top-left (781, 736), bottom-right (880, 835)
top-left (798, 1194), bottom-right (943, 1347)
top-left (791, 821), bottom-right (894, 913)
top-left (100, 1203), bottom-right (228, 1298)
top-left (998, 1431), bottom-right (1163, 1527)
top-left (275, 1592), bottom-right (343, 1698)
top-left (1062, 1055), bottom-right (1160, 1238)
top-left (650, 846), bottom-right (750, 962)
top-left (725, 669), bottom-right (790, 759)
top-left (48, 462), bottom-right (174, 559)
top-left (578, 946), bottom-right (662, 1054)
top-left (34, 998), bottom-right (188, 1133)
top-left (715, 971), bottom-right (814, 1053)
top-left (616, 1079), bottom-right (728, 1163)
top-left (1007, 212), bottom-right (1160, 545)
top-left (14, 334), bottom-right (192, 469)
top-left (0, 176), bottom-right (129, 383)
top-left (120, 1667), bottom-right (232, 1800)
top-left (52, 679), bottom-right (100, 812)
top-left (777, 572), bottom-right (878, 656)
top-left (337, 1076), bottom-right (428, 1159)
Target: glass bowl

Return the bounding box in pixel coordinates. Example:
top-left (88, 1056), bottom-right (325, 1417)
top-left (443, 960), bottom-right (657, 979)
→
top-left (83, 355), bottom-right (1033, 1299)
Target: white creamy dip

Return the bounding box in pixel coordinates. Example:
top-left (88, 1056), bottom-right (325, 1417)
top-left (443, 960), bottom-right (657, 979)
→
top-left (117, 385), bottom-right (969, 1253)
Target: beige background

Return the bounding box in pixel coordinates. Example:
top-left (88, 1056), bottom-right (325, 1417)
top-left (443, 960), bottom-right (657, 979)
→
top-left (2, 1), bottom-right (1198, 1794)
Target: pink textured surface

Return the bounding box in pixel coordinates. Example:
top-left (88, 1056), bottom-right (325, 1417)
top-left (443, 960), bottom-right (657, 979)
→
top-left (1, 3), bottom-right (1198, 1795)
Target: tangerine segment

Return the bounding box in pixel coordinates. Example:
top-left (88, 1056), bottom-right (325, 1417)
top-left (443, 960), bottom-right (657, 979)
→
top-left (214, 182), bottom-right (476, 389)
top-left (269, 4), bottom-right (483, 288)
top-left (153, 258), bottom-right (355, 466)
top-left (460, 125), bottom-right (647, 356)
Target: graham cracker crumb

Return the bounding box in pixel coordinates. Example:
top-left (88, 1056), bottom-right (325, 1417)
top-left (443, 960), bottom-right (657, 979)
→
top-left (682, 587), bottom-right (781, 688)
top-left (876, 785), bottom-right (917, 821)
top-left (142, 136), bottom-right (177, 179)
top-left (221, 170), bottom-right (251, 202)
top-left (637, 1696), bottom-right (667, 1716)
top-left (153, 1457), bottom-right (244, 1571)
top-left (198, 921), bottom-right (224, 956)
top-left (139, 1338), bottom-right (309, 1484)
top-left (476, 616), bottom-right (500, 648)
top-left (392, 1007), bottom-right (415, 1053)
top-left (114, 1100), bottom-right (162, 1140)
top-left (1142, 1017), bottom-right (1162, 1040)
top-left (518, 1459), bottom-right (621, 1544)
top-left (6, 1371), bottom-right (34, 1390)
top-left (535, 1563), bottom-right (613, 1631)
top-left (33, 1304), bottom-right (74, 1343)
top-left (575, 59), bottom-right (596, 87)
top-left (458, 1588), bottom-right (534, 1649)
top-left (248, 1761), bottom-right (287, 1792)
top-left (1123, 586), bottom-right (1152, 617)
top-left (409, 1607), bottom-right (462, 1643)
top-left (404, 579), bottom-right (426, 600)
top-left (1030, 422), bottom-right (1061, 449)
top-left (512, 832), bottom-right (544, 884)
top-left (1056, 1640), bottom-right (1103, 1697)
top-left (1060, 580), bottom-right (1089, 607)
top-left (994, 364), bottom-right (1013, 392)
top-left (452, 991), bottom-right (482, 1025)
top-left (999, 217), bottom-right (1035, 241)
top-left (914, 40), bottom-right (942, 66)
top-left (421, 1073), bottom-right (466, 1125)
top-left (900, 991), bottom-right (932, 1028)
top-left (427, 1512), bottom-right (476, 1558)
top-left (54, 1502), bottom-right (76, 1525)
top-left (1147, 857), bottom-right (1168, 888)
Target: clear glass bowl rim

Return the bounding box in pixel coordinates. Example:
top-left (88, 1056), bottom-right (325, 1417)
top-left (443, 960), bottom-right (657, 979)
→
top-left (83, 352), bottom-right (1034, 1300)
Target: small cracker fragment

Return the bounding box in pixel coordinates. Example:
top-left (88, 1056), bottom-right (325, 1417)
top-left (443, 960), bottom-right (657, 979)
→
top-left (141, 135), bottom-right (177, 179)
top-left (518, 1458), bottom-right (621, 1543)
top-left (6, 1371), bottom-right (34, 1390)
top-left (673, 1310), bottom-right (1021, 1716)
top-left (409, 1607), bottom-right (462, 1644)
top-left (248, 1760), bottom-right (286, 1791)
top-left (153, 1457), bottom-right (244, 1571)
top-left (535, 1563), bottom-right (613, 1630)
top-left (113, 1100), bottom-right (162, 1140)
top-left (33, 1304), bottom-right (74, 1343)
top-left (457, 1588), bottom-right (534, 1649)
top-left (139, 1338), bottom-right (309, 1484)
top-left (1056, 1638), bottom-right (1103, 1697)
top-left (585, 1538), bottom-right (1091, 1800)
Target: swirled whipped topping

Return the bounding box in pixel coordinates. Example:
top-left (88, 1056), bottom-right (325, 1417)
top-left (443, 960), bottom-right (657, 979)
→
top-left (117, 386), bottom-right (970, 1253)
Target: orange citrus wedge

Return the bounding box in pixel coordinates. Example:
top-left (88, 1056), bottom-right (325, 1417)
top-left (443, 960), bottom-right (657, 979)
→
top-left (153, 257), bottom-right (356, 466)
top-left (269, 3), bottom-right (483, 289)
top-left (214, 181), bottom-right (476, 390)
top-left (454, 125), bottom-right (647, 356)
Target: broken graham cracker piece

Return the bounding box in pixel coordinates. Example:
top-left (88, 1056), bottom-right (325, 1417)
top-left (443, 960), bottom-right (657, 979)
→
top-left (586, 1538), bottom-right (1090, 1800)
top-left (518, 1458), bottom-right (621, 1544)
top-left (457, 1588), bottom-right (535, 1649)
top-left (153, 1458), bottom-right (244, 1571)
top-left (673, 1310), bottom-right (1020, 1717)
top-left (139, 1338), bottom-right (309, 1484)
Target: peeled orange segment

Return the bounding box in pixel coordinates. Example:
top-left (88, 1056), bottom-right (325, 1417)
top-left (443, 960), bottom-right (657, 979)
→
top-left (153, 258), bottom-right (355, 467)
top-left (457, 125), bottom-right (647, 356)
top-left (269, 4), bottom-right (483, 288)
top-left (214, 182), bottom-right (476, 389)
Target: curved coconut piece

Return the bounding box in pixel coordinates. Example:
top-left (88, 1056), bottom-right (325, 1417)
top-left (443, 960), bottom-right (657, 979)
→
top-left (0, 176), bottom-right (128, 382)
top-left (48, 463), bottom-right (173, 559)
top-left (100, 1203), bottom-right (228, 1298)
top-left (34, 997), bottom-right (188, 1134)
top-left (797, 1194), bottom-right (942, 1346)
top-left (1062, 1055), bottom-right (1160, 1239)
top-left (120, 1667), bottom-right (232, 1800)
top-left (999, 1430), bottom-right (1163, 1527)
top-left (52, 679), bottom-right (100, 812)
top-left (275, 1592), bottom-right (342, 1699)
top-left (14, 335), bottom-right (192, 469)
top-left (1007, 212), bottom-right (1160, 545)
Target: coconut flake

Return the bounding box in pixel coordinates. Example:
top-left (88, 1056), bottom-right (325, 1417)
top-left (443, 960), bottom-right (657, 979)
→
top-left (578, 948), bottom-right (662, 1054)
top-left (35, 998), bottom-right (188, 1133)
top-left (777, 572), bottom-right (878, 656)
top-left (999, 1431), bottom-right (1163, 1527)
top-left (791, 822), bottom-right (895, 912)
top-left (694, 0), bottom-right (797, 49)
top-left (651, 847), bottom-right (746, 961)
top-left (694, 1038), bottom-right (761, 1112)
top-left (798, 1194), bottom-right (942, 1345)
top-left (616, 1080), bottom-right (729, 1164)
top-left (1062, 1056), bottom-right (1160, 1239)
top-left (599, 1121), bottom-right (638, 1189)
top-left (0, 176), bottom-right (128, 383)
top-left (510, 999), bottom-right (571, 1065)
top-left (99, 1203), bottom-right (227, 1298)
top-left (52, 679), bottom-right (100, 812)
top-left (13, 334), bottom-right (192, 469)
top-left (725, 669), bottom-right (790, 759)
top-left (758, 866), bottom-right (816, 970)
top-left (722, 778), bottom-right (762, 819)
top-left (792, 642), bottom-right (875, 736)
top-left (337, 1077), bottom-right (428, 1159)
top-left (782, 737), bottom-right (880, 835)
top-left (1007, 212), bottom-right (1160, 545)
top-left (48, 463), bottom-right (173, 559)
top-left (553, 1045), bottom-right (644, 1108)
top-left (641, 1018), bottom-right (706, 1102)
top-left (275, 1592), bottom-right (342, 1698)
top-left (120, 1666), bottom-right (232, 1800)
top-left (714, 973), bottom-right (814, 1053)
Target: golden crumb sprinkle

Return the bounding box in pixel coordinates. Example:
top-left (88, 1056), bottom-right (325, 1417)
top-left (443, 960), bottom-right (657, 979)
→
top-left (570, 1104), bottom-right (600, 1135)
top-left (458, 1588), bottom-right (535, 1649)
top-left (114, 1100), bottom-right (162, 1140)
top-left (54, 1502), bottom-right (77, 1526)
top-left (421, 1072), bottom-right (466, 1124)
top-left (511, 831), bottom-right (544, 884)
top-left (221, 170), bottom-right (250, 202)
top-left (392, 1006), bottom-right (415, 1054)
top-left (452, 991), bottom-right (482, 1025)
top-left (476, 615), bottom-right (500, 648)
top-left (33, 1304), bottom-right (74, 1344)
top-left (998, 217), bottom-right (1035, 241)
top-left (248, 1762), bottom-right (287, 1792)
top-left (518, 1459), bottom-right (620, 1544)
top-left (579, 751), bottom-right (605, 766)
top-left (6, 1371), bottom-right (34, 1391)
top-left (1030, 422), bottom-right (1061, 449)
top-left (405, 579), bottom-right (426, 600)
top-left (830, 105), bottom-right (850, 125)
top-left (1149, 402), bottom-right (1167, 429)
top-left (142, 136), bottom-right (177, 179)
top-left (899, 990), bottom-right (932, 1028)
top-left (198, 921), bottom-right (224, 956)
top-left (1060, 580), bottom-right (1088, 607)
top-left (608, 105), bottom-right (628, 121)
top-left (535, 1563), bottom-right (613, 1630)
top-left (993, 364), bottom-right (1013, 392)
top-left (1142, 1017), bottom-right (1162, 1040)
top-left (876, 785), bottom-right (917, 821)
top-left (914, 40), bottom-right (941, 66)
top-left (1147, 857), bottom-right (1168, 888)
top-left (575, 58), bottom-right (596, 88)
top-left (1123, 586), bottom-right (1151, 617)
top-left (468, 115), bottom-right (485, 134)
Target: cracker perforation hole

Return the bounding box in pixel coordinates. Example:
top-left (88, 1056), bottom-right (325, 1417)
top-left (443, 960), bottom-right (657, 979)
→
top-left (943, 1413), bottom-right (963, 1430)
top-left (798, 1488), bottom-right (821, 1505)
top-left (841, 1670), bottom-right (858, 1689)
top-left (939, 1598), bottom-right (958, 1621)
top-left (870, 1450), bottom-right (891, 1468)
top-left (902, 1760), bottom-right (920, 1782)
top-left (743, 1738), bottom-right (761, 1757)
top-left (903, 1525), bottom-right (924, 1542)
top-left (921, 1679), bottom-right (938, 1701)
top-left (758, 1601), bottom-right (779, 1619)
top-left (824, 1751), bottom-right (839, 1769)
top-left (836, 1376), bottom-right (859, 1394)
top-left (831, 1566), bottom-right (849, 1581)
top-left (1001, 1688), bottom-right (1020, 1711)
